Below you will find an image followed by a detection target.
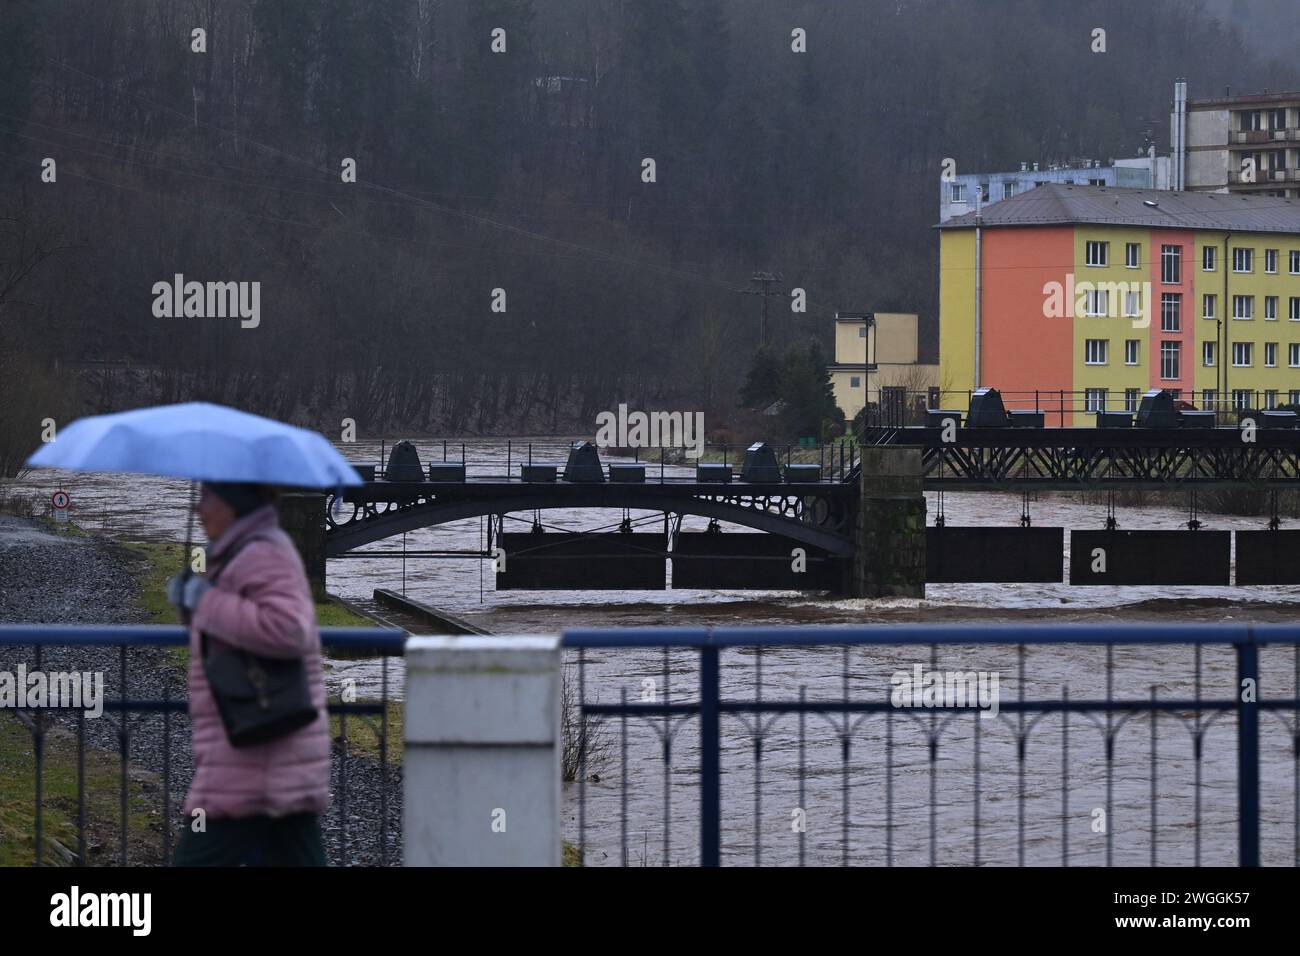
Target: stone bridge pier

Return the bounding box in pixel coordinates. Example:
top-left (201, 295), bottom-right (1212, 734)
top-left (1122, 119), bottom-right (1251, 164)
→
top-left (279, 492), bottom-right (328, 601)
top-left (853, 445), bottom-right (925, 599)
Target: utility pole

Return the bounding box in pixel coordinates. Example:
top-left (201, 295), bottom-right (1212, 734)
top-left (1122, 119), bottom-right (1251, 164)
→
top-left (741, 272), bottom-right (783, 346)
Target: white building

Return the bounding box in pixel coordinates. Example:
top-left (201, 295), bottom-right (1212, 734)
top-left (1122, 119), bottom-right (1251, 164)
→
top-left (939, 154), bottom-right (1171, 222)
top-left (1172, 78), bottom-right (1300, 199)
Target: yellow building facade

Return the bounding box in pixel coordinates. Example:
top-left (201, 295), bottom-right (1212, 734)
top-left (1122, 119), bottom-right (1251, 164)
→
top-left (829, 312), bottom-right (939, 420)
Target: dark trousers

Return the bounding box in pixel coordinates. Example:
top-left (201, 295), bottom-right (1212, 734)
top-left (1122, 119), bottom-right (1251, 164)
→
top-left (173, 812), bottom-right (327, 867)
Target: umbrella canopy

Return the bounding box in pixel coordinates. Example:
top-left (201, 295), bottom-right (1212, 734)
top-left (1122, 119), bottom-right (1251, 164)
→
top-left (25, 402), bottom-right (362, 487)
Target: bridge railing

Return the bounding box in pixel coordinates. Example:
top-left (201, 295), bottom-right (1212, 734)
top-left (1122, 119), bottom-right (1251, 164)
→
top-left (860, 388), bottom-right (1293, 431)
top-left (564, 624), bottom-right (1300, 867)
top-left (360, 440), bottom-right (859, 483)
top-left (0, 625), bottom-right (405, 867)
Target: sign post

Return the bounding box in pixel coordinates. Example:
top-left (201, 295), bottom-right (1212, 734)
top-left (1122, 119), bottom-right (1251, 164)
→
top-left (51, 489), bottom-right (70, 523)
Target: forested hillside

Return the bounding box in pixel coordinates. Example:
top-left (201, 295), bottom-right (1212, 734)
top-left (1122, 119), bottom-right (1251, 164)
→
top-left (0, 0), bottom-right (1295, 466)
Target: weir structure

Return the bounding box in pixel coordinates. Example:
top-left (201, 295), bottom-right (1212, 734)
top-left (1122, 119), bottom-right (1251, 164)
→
top-left (275, 422), bottom-right (1300, 600)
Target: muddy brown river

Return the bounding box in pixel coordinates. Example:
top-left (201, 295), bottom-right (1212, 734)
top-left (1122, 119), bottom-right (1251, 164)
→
top-left (7, 438), bottom-right (1300, 865)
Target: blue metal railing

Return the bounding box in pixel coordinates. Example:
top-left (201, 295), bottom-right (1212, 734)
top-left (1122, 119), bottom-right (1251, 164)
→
top-left (9, 622), bottom-right (1299, 867)
top-left (0, 625), bottom-right (404, 867)
top-left (563, 624), bottom-right (1300, 867)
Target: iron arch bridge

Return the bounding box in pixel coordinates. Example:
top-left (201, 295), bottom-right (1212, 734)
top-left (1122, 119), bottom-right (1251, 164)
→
top-left (324, 479), bottom-right (859, 557)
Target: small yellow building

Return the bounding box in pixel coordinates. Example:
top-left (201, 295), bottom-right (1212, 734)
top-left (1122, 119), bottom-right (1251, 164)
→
top-left (829, 312), bottom-right (939, 420)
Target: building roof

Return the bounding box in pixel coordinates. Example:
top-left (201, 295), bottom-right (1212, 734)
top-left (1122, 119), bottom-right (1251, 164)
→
top-left (1188, 91), bottom-right (1300, 109)
top-left (937, 184), bottom-right (1300, 235)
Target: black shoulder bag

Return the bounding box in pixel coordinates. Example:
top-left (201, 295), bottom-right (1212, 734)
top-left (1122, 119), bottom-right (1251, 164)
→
top-left (199, 536), bottom-right (319, 747)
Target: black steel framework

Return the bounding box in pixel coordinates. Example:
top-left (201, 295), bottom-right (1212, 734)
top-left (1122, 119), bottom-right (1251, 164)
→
top-left (864, 426), bottom-right (1300, 489)
top-left (326, 480), bottom-right (860, 557)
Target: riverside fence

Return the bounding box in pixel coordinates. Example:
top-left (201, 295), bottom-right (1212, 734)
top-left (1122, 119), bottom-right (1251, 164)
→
top-left (3, 623), bottom-right (1299, 866)
top-left (0, 625), bottom-right (405, 867)
top-left (566, 624), bottom-right (1300, 867)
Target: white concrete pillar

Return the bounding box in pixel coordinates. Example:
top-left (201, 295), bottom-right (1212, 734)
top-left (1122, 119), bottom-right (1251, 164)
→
top-left (403, 635), bottom-right (561, 866)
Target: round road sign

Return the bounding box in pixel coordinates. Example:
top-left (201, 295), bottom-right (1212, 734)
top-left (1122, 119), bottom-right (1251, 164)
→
top-left (51, 490), bottom-right (70, 510)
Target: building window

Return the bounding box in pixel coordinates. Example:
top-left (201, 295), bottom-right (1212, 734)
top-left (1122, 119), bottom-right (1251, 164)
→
top-left (1291, 390), bottom-right (1300, 406)
top-left (1084, 289), bottom-right (1109, 316)
top-left (1266, 249), bottom-right (1279, 273)
top-left (1265, 390), bottom-right (1278, 409)
top-left (1084, 388), bottom-right (1108, 412)
top-left (1203, 246), bottom-right (1217, 271)
top-left (850, 376), bottom-right (861, 388)
top-left (1125, 339), bottom-right (1139, 365)
top-left (1233, 389), bottom-right (1252, 410)
top-left (1203, 389), bottom-right (1218, 410)
top-left (1124, 388), bottom-right (1140, 412)
top-left (1084, 339), bottom-right (1108, 364)
top-left (979, 182), bottom-right (990, 202)
top-left (1203, 294), bottom-right (1217, 320)
top-left (1233, 342), bottom-right (1253, 367)
top-left (1203, 341), bottom-right (1216, 366)
top-left (1233, 247), bottom-right (1254, 272)
top-left (1002, 182), bottom-right (1014, 200)
top-left (858, 327), bottom-right (867, 337)
top-left (928, 387), bottom-right (940, 408)
top-left (1271, 108), bottom-right (1288, 130)
top-left (1243, 110), bottom-right (1263, 131)
top-left (1265, 342), bottom-right (1278, 367)
top-left (1160, 293), bottom-right (1181, 331)
top-left (1161, 245), bottom-right (1181, 283)
top-left (1291, 297), bottom-right (1300, 321)
top-left (1233, 295), bottom-right (1254, 320)
top-left (951, 183), bottom-right (966, 203)
top-left (1291, 343), bottom-right (1300, 368)
top-left (1085, 241), bottom-right (1108, 267)
top-left (1266, 296), bottom-right (1279, 320)
top-left (1160, 341), bottom-right (1181, 379)
top-left (1123, 290), bottom-right (1141, 317)
top-left (1125, 243), bottom-right (1140, 268)
top-left (1290, 250), bottom-right (1300, 274)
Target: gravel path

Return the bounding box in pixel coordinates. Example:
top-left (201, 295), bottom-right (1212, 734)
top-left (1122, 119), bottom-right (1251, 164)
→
top-left (0, 515), bottom-right (402, 865)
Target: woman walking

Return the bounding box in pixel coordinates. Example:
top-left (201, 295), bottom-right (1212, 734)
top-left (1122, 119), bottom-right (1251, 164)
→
top-left (167, 482), bottom-right (330, 866)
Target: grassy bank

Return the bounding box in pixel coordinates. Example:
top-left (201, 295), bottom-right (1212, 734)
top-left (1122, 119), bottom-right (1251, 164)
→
top-left (0, 714), bottom-right (163, 866)
top-left (328, 700), bottom-right (404, 765)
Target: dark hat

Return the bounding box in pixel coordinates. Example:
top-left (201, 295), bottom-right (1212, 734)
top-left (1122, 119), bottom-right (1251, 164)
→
top-left (206, 482), bottom-right (274, 518)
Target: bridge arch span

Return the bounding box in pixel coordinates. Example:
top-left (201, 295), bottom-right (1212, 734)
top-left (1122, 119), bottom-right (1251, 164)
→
top-left (325, 492), bottom-right (855, 557)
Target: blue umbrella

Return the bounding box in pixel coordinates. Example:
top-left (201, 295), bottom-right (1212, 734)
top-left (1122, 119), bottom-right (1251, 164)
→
top-left (25, 402), bottom-right (361, 487)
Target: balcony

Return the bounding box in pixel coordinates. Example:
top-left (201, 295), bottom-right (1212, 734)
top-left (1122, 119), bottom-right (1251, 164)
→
top-left (1230, 130), bottom-right (1271, 145)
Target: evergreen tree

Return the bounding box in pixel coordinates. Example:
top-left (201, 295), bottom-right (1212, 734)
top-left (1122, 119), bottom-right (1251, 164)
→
top-left (739, 345), bottom-right (782, 409)
top-left (779, 340), bottom-right (842, 440)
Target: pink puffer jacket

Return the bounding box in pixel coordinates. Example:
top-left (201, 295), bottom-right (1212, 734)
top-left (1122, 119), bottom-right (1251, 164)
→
top-left (183, 504), bottom-right (331, 820)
